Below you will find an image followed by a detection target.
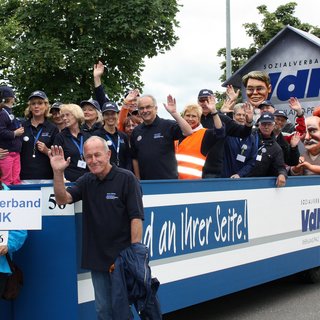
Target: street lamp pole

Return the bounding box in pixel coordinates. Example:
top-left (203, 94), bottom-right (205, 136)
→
top-left (226, 0), bottom-right (232, 79)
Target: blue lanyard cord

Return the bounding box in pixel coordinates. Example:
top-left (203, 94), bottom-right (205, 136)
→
top-left (255, 134), bottom-right (265, 156)
top-left (71, 135), bottom-right (84, 160)
top-left (105, 133), bottom-right (120, 165)
top-left (31, 127), bottom-right (43, 157)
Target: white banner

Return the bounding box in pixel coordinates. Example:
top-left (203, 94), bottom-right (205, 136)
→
top-left (0, 191), bottom-right (42, 230)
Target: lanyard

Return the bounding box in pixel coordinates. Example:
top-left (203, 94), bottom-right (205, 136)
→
top-left (237, 138), bottom-right (248, 155)
top-left (3, 108), bottom-right (14, 121)
top-left (31, 127), bottom-right (43, 158)
top-left (3, 108), bottom-right (20, 129)
top-left (106, 133), bottom-right (120, 166)
top-left (71, 135), bottom-right (84, 160)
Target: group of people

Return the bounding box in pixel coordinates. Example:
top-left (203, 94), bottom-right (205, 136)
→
top-left (1, 66), bottom-right (319, 187)
top-left (2, 65), bottom-right (320, 320)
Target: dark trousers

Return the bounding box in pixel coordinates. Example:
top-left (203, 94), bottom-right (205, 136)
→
top-left (0, 273), bottom-right (8, 296)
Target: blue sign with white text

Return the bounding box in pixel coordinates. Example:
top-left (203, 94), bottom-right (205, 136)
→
top-left (143, 200), bottom-right (248, 259)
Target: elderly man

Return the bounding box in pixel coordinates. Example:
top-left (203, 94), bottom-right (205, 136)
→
top-left (49, 136), bottom-right (144, 319)
top-left (247, 112), bottom-right (287, 187)
top-left (291, 116), bottom-right (320, 175)
top-left (130, 94), bottom-right (192, 180)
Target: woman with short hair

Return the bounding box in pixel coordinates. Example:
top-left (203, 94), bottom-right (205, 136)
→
top-left (80, 99), bottom-right (103, 135)
top-left (53, 104), bottom-right (90, 182)
top-left (175, 98), bottom-right (225, 179)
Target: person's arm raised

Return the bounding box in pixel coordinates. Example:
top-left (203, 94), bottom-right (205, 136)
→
top-left (163, 95), bottom-right (192, 136)
top-left (93, 61), bottom-right (104, 88)
top-left (48, 145), bottom-right (73, 205)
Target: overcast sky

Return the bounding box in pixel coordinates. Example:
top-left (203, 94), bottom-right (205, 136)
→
top-left (141, 0), bottom-right (319, 118)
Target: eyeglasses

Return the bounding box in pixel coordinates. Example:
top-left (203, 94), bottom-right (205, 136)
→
top-left (198, 98), bottom-right (208, 103)
top-left (138, 105), bottom-right (154, 112)
top-left (246, 86), bottom-right (267, 94)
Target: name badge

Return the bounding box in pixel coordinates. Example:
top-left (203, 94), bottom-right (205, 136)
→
top-left (256, 155), bottom-right (262, 162)
top-left (77, 160), bottom-right (87, 169)
top-left (236, 154), bottom-right (246, 162)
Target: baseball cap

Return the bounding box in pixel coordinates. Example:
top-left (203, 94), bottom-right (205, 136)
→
top-left (80, 99), bottom-right (101, 111)
top-left (258, 100), bottom-right (274, 109)
top-left (28, 90), bottom-right (48, 100)
top-left (101, 102), bottom-right (119, 113)
top-left (50, 101), bottom-right (62, 113)
top-left (273, 109), bottom-right (288, 119)
top-left (198, 89), bottom-right (213, 99)
top-left (258, 112), bottom-right (275, 123)
top-left (0, 85), bottom-right (15, 99)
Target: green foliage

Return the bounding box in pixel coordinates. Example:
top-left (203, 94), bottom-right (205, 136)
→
top-left (218, 2), bottom-right (320, 83)
top-left (0, 0), bottom-right (180, 115)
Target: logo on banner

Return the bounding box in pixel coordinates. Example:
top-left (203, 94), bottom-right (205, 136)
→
top-left (269, 67), bottom-right (320, 102)
top-left (301, 208), bottom-right (320, 232)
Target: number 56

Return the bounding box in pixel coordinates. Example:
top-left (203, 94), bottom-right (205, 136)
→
top-left (48, 194), bottom-right (66, 210)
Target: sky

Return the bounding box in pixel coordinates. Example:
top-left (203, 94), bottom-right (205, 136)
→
top-left (141, 0), bottom-right (319, 118)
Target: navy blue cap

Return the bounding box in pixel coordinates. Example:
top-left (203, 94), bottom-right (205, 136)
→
top-left (258, 112), bottom-right (275, 123)
top-left (258, 100), bottom-right (274, 109)
top-left (101, 102), bottom-right (119, 113)
top-left (50, 101), bottom-right (62, 112)
top-left (198, 89), bottom-right (213, 99)
top-left (0, 85), bottom-right (15, 99)
top-left (273, 109), bottom-right (288, 119)
top-left (80, 99), bottom-right (101, 111)
top-left (28, 90), bottom-right (48, 100)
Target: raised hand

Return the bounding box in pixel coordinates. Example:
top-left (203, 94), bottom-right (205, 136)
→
top-left (206, 95), bottom-right (217, 113)
top-left (124, 89), bottom-right (140, 105)
top-left (48, 145), bottom-right (71, 172)
top-left (93, 61), bottom-right (105, 79)
top-left (163, 95), bottom-right (177, 115)
top-left (226, 85), bottom-right (240, 102)
top-left (220, 99), bottom-right (235, 113)
top-left (290, 132), bottom-right (301, 148)
top-left (289, 97), bottom-right (303, 115)
top-left (243, 102), bottom-right (254, 124)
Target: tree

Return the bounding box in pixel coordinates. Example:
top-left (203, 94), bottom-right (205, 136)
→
top-left (217, 2), bottom-right (320, 83)
top-left (0, 0), bottom-right (180, 114)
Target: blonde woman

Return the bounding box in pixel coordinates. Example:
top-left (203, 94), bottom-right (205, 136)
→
top-left (175, 99), bottom-right (225, 179)
top-left (20, 90), bottom-right (59, 181)
top-left (53, 104), bottom-right (90, 182)
top-left (80, 99), bottom-right (103, 135)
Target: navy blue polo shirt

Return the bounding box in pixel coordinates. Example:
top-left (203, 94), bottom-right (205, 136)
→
top-left (93, 127), bottom-right (132, 170)
top-left (53, 128), bottom-right (91, 182)
top-left (20, 119), bottom-right (59, 179)
top-left (67, 166), bottom-right (144, 271)
top-left (130, 115), bottom-right (184, 180)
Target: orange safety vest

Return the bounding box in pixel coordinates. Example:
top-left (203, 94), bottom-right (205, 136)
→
top-left (175, 129), bottom-right (206, 179)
